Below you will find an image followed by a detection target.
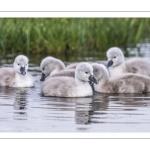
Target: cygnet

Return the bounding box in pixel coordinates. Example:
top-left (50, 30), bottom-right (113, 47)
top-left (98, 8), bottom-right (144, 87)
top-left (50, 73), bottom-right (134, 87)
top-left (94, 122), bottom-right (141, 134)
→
top-left (41, 62), bottom-right (98, 97)
top-left (106, 47), bottom-right (150, 78)
top-left (92, 63), bottom-right (150, 94)
top-left (0, 55), bottom-right (34, 87)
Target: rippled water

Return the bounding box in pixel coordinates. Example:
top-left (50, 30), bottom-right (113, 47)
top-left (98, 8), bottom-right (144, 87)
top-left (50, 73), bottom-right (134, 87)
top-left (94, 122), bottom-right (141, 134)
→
top-left (1, 46), bottom-right (150, 132)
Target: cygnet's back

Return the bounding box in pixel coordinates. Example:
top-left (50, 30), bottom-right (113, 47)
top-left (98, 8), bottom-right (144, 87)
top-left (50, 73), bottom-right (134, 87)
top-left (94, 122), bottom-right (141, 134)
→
top-left (0, 55), bottom-right (34, 87)
top-left (126, 57), bottom-right (150, 77)
top-left (92, 63), bottom-right (150, 94)
top-left (41, 62), bottom-right (98, 97)
top-left (106, 47), bottom-right (150, 78)
top-left (0, 68), bottom-right (15, 86)
top-left (66, 62), bottom-right (94, 69)
top-left (50, 69), bottom-right (75, 78)
top-left (65, 63), bottom-right (79, 69)
top-left (110, 73), bottom-right (150, 93)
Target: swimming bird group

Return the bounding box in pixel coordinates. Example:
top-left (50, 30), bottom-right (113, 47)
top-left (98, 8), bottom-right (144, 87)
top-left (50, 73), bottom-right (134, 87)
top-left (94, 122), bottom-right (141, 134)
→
top-left (1, 46), bottom-right (150, 97)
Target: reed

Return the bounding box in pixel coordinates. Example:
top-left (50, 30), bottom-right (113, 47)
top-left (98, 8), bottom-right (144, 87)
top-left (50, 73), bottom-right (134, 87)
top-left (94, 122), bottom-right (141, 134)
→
top-left (0, 18), bottom-right (149, 61)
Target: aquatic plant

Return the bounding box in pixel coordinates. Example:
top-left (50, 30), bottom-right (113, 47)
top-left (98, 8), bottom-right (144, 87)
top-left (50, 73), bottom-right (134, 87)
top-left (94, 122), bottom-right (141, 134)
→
top-left (0, 18), bottom-right (149, 61)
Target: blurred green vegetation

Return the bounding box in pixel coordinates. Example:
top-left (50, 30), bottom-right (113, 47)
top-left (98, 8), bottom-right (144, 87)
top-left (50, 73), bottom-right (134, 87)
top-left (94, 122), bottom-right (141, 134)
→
top-left (0, 18), bottom-right (150, 62)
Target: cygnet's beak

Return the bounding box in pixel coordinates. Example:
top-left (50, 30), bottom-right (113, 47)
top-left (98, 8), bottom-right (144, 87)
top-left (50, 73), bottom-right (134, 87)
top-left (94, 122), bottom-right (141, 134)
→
top-left (20, 67), bottom-right (26, 75)
top-left (88, 75), bottom-right (98, 84)
top-left (107, 60), bottom-right (113, 68)
top-left (40, 73), bottom-right (46, 81)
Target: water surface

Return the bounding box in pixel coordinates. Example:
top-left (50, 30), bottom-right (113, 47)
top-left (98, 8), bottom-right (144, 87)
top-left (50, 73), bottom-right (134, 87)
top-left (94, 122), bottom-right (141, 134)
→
top-left (0, 46), bottom-right (150, 132)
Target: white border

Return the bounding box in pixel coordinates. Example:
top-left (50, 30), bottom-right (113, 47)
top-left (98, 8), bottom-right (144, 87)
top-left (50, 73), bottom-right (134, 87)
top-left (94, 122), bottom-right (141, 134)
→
top-left (0, 133), bottom-right (150, 138)
top-left (0, 1), bottom-right (150, 149)
top-left (1, 138), bottom-right (150, 150)
top-left (0, 0), bottom-right (150, 12)
top-left (0, 12), bottom-right (150, 18)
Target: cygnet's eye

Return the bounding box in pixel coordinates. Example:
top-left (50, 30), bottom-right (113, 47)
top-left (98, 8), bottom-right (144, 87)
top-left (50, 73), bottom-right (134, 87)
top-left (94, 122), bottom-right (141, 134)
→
top-left (85, 72), bottom-right (88, 74)
top-left (43, 67), bottom-right (45, 70)
top-left (18, 63), bottom-right (19, 65)
top-left (114, 56), bottom-right (116, 59)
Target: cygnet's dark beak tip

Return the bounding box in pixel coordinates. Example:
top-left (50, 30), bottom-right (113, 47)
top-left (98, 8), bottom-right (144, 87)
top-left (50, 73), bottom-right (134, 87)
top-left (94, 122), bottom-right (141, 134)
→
top-left (89, 75), bottom-right (98, 84)
top-left (40, 78), bottom-right (44, 81)
top-left (20, 67), bottom-right (26, 75)
top-left (94, 79), bottom-right (98, 84)
top-left (95, 80), bottom-right (98, 84)
top-left (40, 73), bottom-right (46, 81)
top-left (107, 60), bottom-right (113, 68)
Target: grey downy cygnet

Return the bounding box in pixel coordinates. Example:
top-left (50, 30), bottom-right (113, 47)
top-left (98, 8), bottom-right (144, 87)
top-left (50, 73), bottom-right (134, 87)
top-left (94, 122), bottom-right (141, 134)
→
top-left (41, 62), bottom-right (98, 97)
top-left (106, 47), bottom-right (150, 78)
top-left (92, 63), bottom-right (150, 94)
top-left (40, 56), bottom-right (75, 81)
top-left (0, 55), bottom-right (35, 87)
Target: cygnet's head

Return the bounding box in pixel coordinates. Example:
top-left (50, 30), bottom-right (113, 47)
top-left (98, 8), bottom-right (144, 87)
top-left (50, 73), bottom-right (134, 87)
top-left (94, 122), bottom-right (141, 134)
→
top-left (13, 55), bottom-right (29, 75)
top-left (106, 47), bottom-right (124, 68)
top-left (40, 56), bottom-right (65, 81)
top-left (75, 62), bottom-right (98, 84)
top-left (92, 63), bottom-right (109, 81)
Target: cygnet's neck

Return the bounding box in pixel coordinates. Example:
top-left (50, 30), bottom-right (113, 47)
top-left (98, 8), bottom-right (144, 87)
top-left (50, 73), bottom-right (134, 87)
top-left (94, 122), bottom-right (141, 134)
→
top-left (98, 70), bottom-right (110, 85)
top-left (109, 61), bottom-right (126, 77)
top-left (94, 69), bottom-right (111, 93)
top-left (75, 76), bottom-right (88, 86)
top-left (49, 64), bottom-right (65, 76)
top-left (50, 68), bottom-right (60, 76)
top-left (15, 72), bottom-right (27, 78)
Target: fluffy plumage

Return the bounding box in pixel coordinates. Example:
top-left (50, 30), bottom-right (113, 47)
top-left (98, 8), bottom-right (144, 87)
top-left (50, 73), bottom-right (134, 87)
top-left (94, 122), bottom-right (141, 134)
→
top-left (40, 56), bottom-right (75, 81)
top-left (92, 63), bottom-right (150, 94)
top-left (0, 55), bottom-right (34, 87)
top-left (41, 62), bottom-right (98, 97)
top-left (65, 63), bottom-right (79, 69)
top-left (49, 69), bottom-right (75, 78)
top-left (106, 47), bottom-right (150, 78)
